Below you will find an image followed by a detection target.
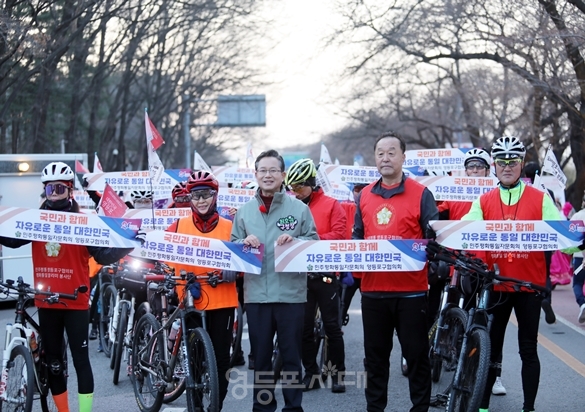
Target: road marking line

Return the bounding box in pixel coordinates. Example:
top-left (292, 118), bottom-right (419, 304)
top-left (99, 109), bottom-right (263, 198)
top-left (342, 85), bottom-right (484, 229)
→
top-left (510, 314), bottom-right (585, 378)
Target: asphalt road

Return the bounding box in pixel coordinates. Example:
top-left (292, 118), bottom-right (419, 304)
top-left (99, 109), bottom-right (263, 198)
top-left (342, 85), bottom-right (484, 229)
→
top-left (1, 285), bottom-right (584, 411)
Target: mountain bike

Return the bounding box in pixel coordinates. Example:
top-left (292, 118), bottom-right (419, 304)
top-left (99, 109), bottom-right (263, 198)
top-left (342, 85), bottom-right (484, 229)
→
top-left (109, 260), bottom-right (151, 385)
top-left (0, 276), bottom-right (86, 412)
top-left (428, 243), bottom-right (548, 412)
top-left (88, 263), bottom-right (116, 357)
top-left (131, 270), bottom-right (224, 412)
top-left (229, 303), bottom-right (244, 368)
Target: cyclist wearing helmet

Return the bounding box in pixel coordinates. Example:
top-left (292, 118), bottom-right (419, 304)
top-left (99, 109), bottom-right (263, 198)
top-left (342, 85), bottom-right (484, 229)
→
top-left (285, 158), bottom-right (347, 393)
top-left (438, 148), bottom-right (492, 220)
top-left (0, 162), bottom-right (136, 412)
top-left (166, 170), bottom-right (238, 409)
top-left (169, 181), bottom-right (191, 208)
top-left (461, 136), bottom-right (562, 412)
top-left (130, 190), bottom-right (154, 209)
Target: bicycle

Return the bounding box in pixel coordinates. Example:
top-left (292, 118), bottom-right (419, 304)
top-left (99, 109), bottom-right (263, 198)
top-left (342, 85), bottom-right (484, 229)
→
top-left (428, 243), bottom-right (548, 412)
top-left (0, 276), bottom-right (86, 412)
top-left (229, 302), bottom-right (244, 368)
top-left (87, 263), bottom-right (116, 357)
top-left (109, 259), bottom-right (151, 385)
top-left (131, 270), bottom-right (225, 412)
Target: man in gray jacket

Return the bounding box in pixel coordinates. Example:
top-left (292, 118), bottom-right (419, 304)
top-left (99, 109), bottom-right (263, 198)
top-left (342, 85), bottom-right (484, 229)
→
top-left (231, 149), bottom-right (318, 412)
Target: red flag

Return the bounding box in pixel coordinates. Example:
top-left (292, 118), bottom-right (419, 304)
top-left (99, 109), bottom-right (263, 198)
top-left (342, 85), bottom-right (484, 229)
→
top-left (145, 112), bottom-right (165, 151)
top-left (97, 184), bottom-right (128, 217)
top-left (75, 160), bottom-right (89, 174)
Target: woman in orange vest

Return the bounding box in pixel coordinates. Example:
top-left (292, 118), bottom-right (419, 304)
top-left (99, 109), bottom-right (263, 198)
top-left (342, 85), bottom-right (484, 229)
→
top-left (165, 171), bottom-right (238, 410)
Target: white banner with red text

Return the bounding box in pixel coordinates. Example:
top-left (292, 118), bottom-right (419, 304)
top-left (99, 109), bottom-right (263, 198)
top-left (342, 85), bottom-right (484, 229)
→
top-left (0, 206), bottom-right (141, 247)
top-left (429, 220), bottom-right (585, 251)
top-left (128, 230), bottom-right (263, 274)
top-left (274, 239), bottom-right (428, 272)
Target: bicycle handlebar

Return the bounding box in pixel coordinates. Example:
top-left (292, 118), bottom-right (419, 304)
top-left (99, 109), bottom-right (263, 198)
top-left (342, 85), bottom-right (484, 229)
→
top-left (428, 243), bottom-right (549, 295)
top-left (0, 276), bottom-right (87, 303)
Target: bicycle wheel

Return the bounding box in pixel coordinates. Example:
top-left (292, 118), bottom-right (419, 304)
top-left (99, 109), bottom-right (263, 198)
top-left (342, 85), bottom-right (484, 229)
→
top-left (185, 327), bottom-right (219, 412)
top-left (0, 344), bottom-right (34, 412)
top-left (40, 335), bottom-right (69, 412)
top-left (113, 301), bottom-right (129, 385)
top-left (162, 339), bottom-right (187, 404)
top-left (447, 328), bottom-right (490, 412)
top-left (430, 307), bottom-right (467, 408)
top-left (100, 284), bottom-right (117, 358)
top-left (229, 304), bottom-right (244, 368)
top-left (131, 313), bottom-right (165, 412)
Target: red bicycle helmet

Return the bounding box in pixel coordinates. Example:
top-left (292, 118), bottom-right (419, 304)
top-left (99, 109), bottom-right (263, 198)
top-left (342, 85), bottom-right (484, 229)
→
top-left (171, 182), bottom-right (189, 200)
top-left (186, 171), bottom-right (219, 192)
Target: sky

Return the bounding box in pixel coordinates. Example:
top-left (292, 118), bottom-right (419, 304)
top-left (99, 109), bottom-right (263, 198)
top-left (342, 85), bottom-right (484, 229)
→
top-left (248, 0), bottom-right (351, 155)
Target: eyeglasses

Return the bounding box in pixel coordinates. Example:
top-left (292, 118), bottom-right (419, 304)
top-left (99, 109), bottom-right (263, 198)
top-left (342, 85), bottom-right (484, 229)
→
top-left (494, 159), bottom-right (522, 168)
top-left (465, 162), bottom-right (488, 171)
top-left (191, 190), bottom-right (216, 201)
top-left (174, 195), bottom-right (191, 204)
top-left (44, 183), bottom-right (70, 196)
top-left (256, 169), bottom-right (281, 176)
top-left (288, 184), bottom-right (309, 193)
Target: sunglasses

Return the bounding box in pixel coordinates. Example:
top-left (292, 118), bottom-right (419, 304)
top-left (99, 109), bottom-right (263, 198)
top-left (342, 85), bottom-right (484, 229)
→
top-left (44, 183), bottom-right (70, 196)
top-left (191, 190), bottom-right (216, 201)
top-left (174, 195), bottom-right (191, 204)
top-left (288, 184), bottom-right (309, 193)
top-left (465, 162), bottom-right (488, 171)
top-left (494, 158), bottom-right (522, 168)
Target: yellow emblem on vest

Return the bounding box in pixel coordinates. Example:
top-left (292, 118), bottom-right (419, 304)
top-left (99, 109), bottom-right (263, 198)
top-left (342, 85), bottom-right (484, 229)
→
top-left (376, 207), bottom-right (392, 225)
top-left (45, 242), bottom-right (61, 257)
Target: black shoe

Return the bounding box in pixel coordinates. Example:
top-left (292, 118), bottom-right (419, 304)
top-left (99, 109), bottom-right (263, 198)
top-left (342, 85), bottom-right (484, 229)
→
top-left (331, 376), bottom-right (345, 393)
top-left (248, 355), bottom-right (255, 370)
top-left (232, 353), bottom-right (245, 367)
top-left (542, 299), bottom-right (556, 324)
top-left (302, 374), bottom-right (322, 391)
top-left (89, 329), bottom-right (98, 340)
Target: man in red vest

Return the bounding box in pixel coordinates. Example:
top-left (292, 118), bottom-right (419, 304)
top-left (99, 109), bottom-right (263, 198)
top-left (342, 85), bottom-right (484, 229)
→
top-left (462, 136), bottom-right (561, 412)
top-left (353, 131), bottom-right (438, 412)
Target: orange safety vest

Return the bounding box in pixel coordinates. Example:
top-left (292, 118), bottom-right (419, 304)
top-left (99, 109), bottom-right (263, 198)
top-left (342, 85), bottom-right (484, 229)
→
top-left (168, 216), bottom-right (238, 310)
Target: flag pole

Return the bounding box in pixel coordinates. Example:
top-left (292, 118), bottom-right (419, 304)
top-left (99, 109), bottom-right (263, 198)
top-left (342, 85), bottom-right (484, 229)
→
top-left (146, 108), bottom-right (156, 230)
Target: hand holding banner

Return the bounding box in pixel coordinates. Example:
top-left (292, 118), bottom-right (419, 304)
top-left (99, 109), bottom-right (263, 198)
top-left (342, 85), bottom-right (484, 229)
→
top-left (0, 206), bottom-right (141, 247)
top-left (129, 230), bottom-right (264, 274)
top-left (429, 220), bottom-right (584, 251)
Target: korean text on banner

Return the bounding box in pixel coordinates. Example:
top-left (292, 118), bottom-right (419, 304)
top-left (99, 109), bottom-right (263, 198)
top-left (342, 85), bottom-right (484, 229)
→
top-left (542, 146), bottom-right (567, 188)
top-left (429, 220), bottom-right (584, 251)
top-left (404, 148), bottom-right (467, 173)
top-left (414, 176), bottom-right (498, 202)
top-left (98, 183), bottom-right (128, 217)
top-left (129, 230), bottom-right (263, 274)
top-left (275, 239), bottom-right (428, 272)
top-left (0, 206), bottom-right (141, 247)
top-left (122, 207), bottom-right (191, 230)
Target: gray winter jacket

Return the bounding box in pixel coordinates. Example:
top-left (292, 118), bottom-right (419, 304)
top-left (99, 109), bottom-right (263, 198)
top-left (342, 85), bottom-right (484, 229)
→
top-left (231, 188), bottom-right (318, 303)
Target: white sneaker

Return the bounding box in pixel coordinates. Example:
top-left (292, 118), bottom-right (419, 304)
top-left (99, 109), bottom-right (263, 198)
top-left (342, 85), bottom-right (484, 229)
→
top-left (578, 304), bottom-right (585, 324)
top-left (491, 377), bottom-right (506, 395)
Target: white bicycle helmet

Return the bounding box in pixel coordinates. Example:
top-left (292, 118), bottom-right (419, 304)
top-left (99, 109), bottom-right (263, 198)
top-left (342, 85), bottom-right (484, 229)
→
top-left (130, 190), bottom-right (154, 200)
top-left (464, 148), bottom-right (491, 167)
top-left (491, 136), bottom-right (526, 159)
top-left (41, 162), bottom-right (74, 183)
top-left (242, 181), bottom-right (258, 190)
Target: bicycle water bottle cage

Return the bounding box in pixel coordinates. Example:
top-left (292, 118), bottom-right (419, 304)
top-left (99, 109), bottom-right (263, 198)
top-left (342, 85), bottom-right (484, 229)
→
top-left (188, 282), bottom-right (201, 299)
top-left (50, 359), bottom-right (62, 376)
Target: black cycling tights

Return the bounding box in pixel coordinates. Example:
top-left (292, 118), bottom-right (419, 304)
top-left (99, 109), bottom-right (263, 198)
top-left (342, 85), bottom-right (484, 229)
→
top-left (38, 308), bottom-right (94, 396)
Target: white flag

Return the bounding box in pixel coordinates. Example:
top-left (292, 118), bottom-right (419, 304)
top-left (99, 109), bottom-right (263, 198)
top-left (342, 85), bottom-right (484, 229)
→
top-left (245, 143), bottom-right (255, 168)
top-left (194, 151), bottom-right (212, 172)
top-left (145, 111), bottom-right (165, 185)
top-left (542, 146), bottom-right (567, 188)
top-left (320, 143), bottom-right (332, 164)
top-left (93, 153), bottom-right (103, 173)
top-left (334, 158), bottom-right (340, 165)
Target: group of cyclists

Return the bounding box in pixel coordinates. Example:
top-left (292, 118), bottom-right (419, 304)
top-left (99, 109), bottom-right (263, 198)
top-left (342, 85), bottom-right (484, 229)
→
top-left (0, 131), bottom-right (578, 412)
